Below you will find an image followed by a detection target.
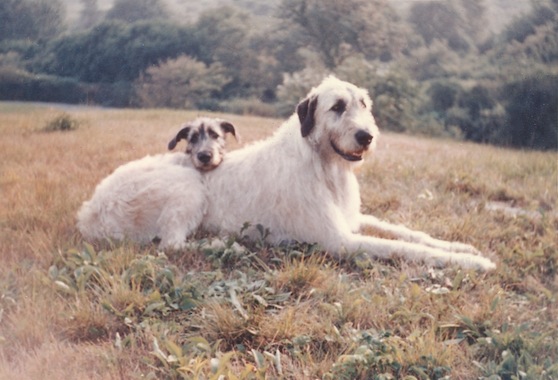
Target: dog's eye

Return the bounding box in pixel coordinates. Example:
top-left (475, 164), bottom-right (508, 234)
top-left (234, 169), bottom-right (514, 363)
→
top-left (330, 100), bottom-right (346, 114)
top-left (189, 133), bottom-right (199, 144)
top-left (360, 99), bottom-right (367, 109)
top-left (208, 129), bottom-right (220, 139)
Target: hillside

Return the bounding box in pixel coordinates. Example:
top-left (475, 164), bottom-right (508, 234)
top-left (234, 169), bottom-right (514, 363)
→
top-left (0, 103), bottom-right (556, 379)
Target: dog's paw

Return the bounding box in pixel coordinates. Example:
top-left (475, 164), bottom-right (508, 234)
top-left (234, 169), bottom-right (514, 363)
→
top-left (448, 242), bottom-right (482, 255)
top-left (463, 254), bottom-right (497, 271)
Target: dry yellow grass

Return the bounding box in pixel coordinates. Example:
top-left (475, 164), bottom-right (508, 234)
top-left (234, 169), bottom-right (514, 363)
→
top-left (0, 102), bottom-right (556, 379)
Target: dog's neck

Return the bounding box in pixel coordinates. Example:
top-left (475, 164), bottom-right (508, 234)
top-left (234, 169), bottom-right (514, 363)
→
top-left (278, 116), bottom-right (359, 207)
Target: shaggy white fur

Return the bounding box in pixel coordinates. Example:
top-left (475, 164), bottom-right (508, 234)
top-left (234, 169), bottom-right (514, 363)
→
top-left (77, 117), bottom-right (236, 248)
top-left (201, 76), bottom-right (496, 271)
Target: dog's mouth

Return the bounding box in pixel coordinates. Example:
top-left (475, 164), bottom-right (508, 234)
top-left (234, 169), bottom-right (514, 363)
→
top-left (195, 162), bottom-right (220, 171)
top-left (330, 141), bottom-right (363, 162)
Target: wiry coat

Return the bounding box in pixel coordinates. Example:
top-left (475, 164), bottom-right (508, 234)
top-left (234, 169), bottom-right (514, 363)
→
top-left (77, 117), bottom-right (236, 248)
top-left (201, 77), bottom-right (496, 270)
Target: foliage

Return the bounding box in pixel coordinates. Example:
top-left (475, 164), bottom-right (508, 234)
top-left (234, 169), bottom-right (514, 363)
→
top-left (501, 73), bottom-right (558, 150)
top-left (275, 67), bottom-right (326, 116)
top-left (408, 1), bottom-right (477, 53)
top-left (78, 0), bottom-right (103, 30)
top-left (0, 0), bottom-right (66, 42)
top-left (502, 3), bottom-right (556, 44)
top-left (33, 20), bottom-right (196, 83)
top-left (219, 97), bottom-right (278, 117)
top-left (135, 55), bottom-right (230, 110)
top-left (192, 7), bottom-right (268, 99)
top-left (105, 0), bottom-right (169, 23)
top-left (42, 113), bottom-right (80, 132)
top-left (278, 0), bottom-right (406, 67)
top-left (0, 66), bottom-right (86, 103)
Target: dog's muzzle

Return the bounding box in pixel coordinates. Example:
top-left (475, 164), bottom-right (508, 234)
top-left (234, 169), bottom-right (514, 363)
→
top-left (355, 130), bottom-right (373, 148)
top-left (197, 151), bottom-right (213, 164)
top-left (330, 130), bottom-right (373, 162)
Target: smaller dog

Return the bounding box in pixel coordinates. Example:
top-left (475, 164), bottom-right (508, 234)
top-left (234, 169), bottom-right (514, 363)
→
top-left (77, 117), bottom-right (236, 248)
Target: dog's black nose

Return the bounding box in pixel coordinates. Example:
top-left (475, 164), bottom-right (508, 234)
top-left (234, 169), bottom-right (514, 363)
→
top-left (197, 152), bottom-right (213, 164)
top-left (355, 130), bottom-right (373, 147)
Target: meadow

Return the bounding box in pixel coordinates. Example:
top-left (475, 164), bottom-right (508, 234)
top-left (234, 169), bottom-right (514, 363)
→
top-left (0, 102), bottom-right (556, 379)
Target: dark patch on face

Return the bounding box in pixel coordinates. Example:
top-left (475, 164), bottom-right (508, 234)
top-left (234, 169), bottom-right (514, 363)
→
top-left (207, 127), bottom-right (221, 140)
top-left (188, 132), bottom-right (199, 146)
top-left (198, 125), bottom-right (206, 141)
top-left (330, 99), bottom-right (347, 114)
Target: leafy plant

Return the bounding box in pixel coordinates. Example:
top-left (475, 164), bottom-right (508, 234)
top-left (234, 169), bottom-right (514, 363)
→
top-left (42, 112), bottom-right (80, 132)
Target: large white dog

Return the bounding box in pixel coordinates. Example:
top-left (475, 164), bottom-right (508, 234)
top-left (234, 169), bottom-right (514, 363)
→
top-left (201, 76), bottom-right (496, 271)
top-left (77, 117), bottom-right (236, 248)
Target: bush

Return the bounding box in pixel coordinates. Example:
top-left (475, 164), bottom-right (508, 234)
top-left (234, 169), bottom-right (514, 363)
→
top-left (134, 55), bottom-right (230, 110)
top-left (87, 81), bottom-right (135, 107)
top-left (42, 113), bottom-right (80, 132)
top-left (0, 67), bottom-right (86, 103)
top-left (34, 20), bottom-right (197, 83)
top-left (219, 97), bottom-right (278, 117)
top-left (427, 80), bottom-right (462, 112)
top-left (275, 68), bottom-right (326, 116)
top-left (501, 73), bottom-right (558, 150)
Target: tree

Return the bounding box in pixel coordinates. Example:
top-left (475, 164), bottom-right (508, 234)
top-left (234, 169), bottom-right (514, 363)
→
top-left (106, 0), bottom-right (168, 23)
top-left (78, 0), bottom-right (103, 30)
top-left (408, 1), bottom-right (471, 52)
top-left (278, 0), bottom-right (405, 68)
top-left (30, 0), bottom-right (66, 39)
top-left (458, 0), bottom-right (488, 44)
top-left (502, 74), bottom-right (558, 150)
top-left (192, 7), bottom-right (265, 98)
top-left (0, 0), bottom-right (65, 42)
top-left (135, 55), bottom-right (230, 109)
top-left (34, 20), bottom-right (196, 83)
top-left (503, 3), bottom-right (555, 44)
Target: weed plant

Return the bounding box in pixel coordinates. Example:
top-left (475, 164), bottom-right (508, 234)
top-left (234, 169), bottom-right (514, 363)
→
top-left (42, 112), bottom-right (80, 132)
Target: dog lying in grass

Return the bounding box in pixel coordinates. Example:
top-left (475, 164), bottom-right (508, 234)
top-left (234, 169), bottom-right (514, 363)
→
top-left (77, 117), bottom-right (236, 248)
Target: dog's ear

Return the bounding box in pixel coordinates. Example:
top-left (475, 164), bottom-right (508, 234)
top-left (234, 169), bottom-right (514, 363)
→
top-left (220, 121), bottom-right (238, 140)
top-left (297, 96), bottom-right (318, 137)
top-left (168, 125), bottom-right (190, 150)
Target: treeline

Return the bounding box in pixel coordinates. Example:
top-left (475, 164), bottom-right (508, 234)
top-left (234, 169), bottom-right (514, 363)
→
top-left (1, 0), bottom-right (556, 149)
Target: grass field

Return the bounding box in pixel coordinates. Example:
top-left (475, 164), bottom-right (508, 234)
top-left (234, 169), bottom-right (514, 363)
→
top-left (0, 102), bottom-right (556, 379)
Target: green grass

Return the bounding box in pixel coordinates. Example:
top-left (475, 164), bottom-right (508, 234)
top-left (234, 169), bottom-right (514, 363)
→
top-left (0, 102), bottom-right (556, 379)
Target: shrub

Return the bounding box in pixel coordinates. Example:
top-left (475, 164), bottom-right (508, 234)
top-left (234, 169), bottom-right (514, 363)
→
top-left (275, 68), bottom-right (326, 117)
top-left (219, 97), bottom-right (278, 117)
top-left (0, 67), bottom-right (86, 103)
top-left (501, 73), bottom-right (558, 150)
top-left (135, 55), bottom-right (230, 110)
top-left (43, 113), bottom-right (80, 132)
top-left (427, 80), bottom-right (462, 112)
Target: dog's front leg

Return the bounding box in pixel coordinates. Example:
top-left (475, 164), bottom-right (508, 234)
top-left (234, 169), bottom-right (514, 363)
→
top-left (357, 214), bottom-right (481, 255)
top-left (335, 232), bottom-right (496, 271)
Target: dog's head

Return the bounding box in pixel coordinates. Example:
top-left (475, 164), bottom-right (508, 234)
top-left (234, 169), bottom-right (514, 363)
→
top-left (296, 76), bottom-right (379, 164)
top-left (168, 117), bottom-right (237, 171)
